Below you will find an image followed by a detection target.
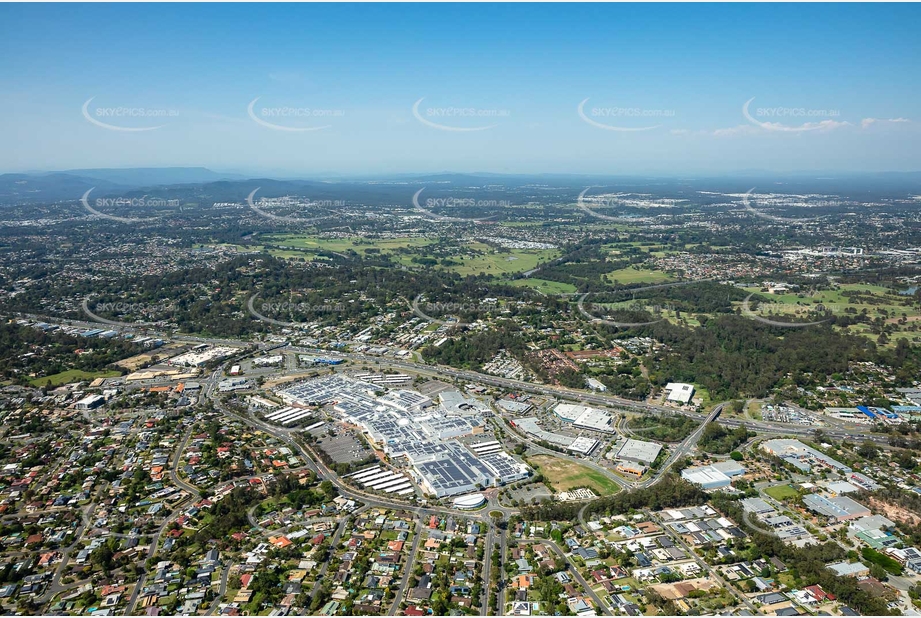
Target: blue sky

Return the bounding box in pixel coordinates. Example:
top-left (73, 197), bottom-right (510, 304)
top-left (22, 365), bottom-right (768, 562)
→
top-left (1, 3), bottom-right (919, 176)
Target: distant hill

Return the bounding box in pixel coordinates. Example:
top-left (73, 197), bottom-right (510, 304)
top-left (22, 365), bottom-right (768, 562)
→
top-left (0, 167), bottom-right (245, 204)
top-left (2, 168), bottom-right (920, 206)
top-left (0, 172), bottom-right (125, 204)
top-left (64, 167), bottom-right (245, 187)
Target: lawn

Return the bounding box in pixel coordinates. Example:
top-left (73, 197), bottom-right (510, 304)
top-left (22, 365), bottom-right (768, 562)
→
top-left (605, 268), bottom-right (674, 285)
top-left (527, 454), bottom-right (621, 496)
top-left (30, 369), bottom-right (120, 387)
top-left (764, 484), bottom-right (799, 501)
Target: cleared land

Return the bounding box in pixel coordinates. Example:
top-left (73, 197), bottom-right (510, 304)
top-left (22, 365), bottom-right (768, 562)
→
top-left (527, 454), bottom-right (621, 496)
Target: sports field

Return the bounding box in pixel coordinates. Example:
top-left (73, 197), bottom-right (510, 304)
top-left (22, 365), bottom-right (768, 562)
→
top-left (605, 268), bottom-right (674, 285)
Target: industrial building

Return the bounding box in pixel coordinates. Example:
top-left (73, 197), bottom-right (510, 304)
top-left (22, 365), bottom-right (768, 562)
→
top-left (681, 461), bottom-right (745, 490)
top-left (681, 467), bottom-right (733, 490)
top-left (802, 494), bottom-right (871, 521)
top-left (761, 439), bottom-right (852, 474)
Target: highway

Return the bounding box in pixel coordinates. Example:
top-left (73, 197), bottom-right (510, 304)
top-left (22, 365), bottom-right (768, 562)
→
top-left (30, 310), bottom-right (896, 446)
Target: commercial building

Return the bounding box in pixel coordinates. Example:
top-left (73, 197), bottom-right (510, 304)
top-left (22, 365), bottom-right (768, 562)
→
top-left (568, 437), bottom-right (600, 456)
top-left (828, 562), bottom-right (870, 578)
top-left (169, 346), bottom-right (238, 367)
top-left (412, 443), bottom-right (527, 498)
top-left (513, 417), bottom-right (598, 455)
top-left (252, 355), bottom-right (284, 367)
top-left (218, 378), bottom-right (249, 393)
top-left (573, 408), bottom-right (615, 433)
top-left (279, 374), bottom-right (528, 498)
top-left (664, 383), bottom-right (695, 404)
top-left (553, 404), bottom-right (615, 432)
top-left (615, 439), bottom-right (663, 465)
top-left (453, 493), bottom-right (487, 510)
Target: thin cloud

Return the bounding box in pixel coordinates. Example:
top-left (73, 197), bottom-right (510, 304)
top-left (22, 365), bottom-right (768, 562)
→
top-left (861, 117), bottom-right (911, 129)
top-left (708, 119), bottom-right (850, 136)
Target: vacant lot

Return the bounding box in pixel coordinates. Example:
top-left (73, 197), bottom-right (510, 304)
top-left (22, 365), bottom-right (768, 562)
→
top-left (115, 343), bottom-right (186, 371)
top-left (527, 455), bottom-right (620, 496)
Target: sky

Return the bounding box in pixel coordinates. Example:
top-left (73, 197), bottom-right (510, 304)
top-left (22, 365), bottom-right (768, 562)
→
top-left (1, 3), bottom-right (919, 176)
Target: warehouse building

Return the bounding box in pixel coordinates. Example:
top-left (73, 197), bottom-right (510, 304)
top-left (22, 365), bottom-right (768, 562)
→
top-left (803, 494), bottom-right (871, 521)
top-left (681, 466), bottom-right (734, 490)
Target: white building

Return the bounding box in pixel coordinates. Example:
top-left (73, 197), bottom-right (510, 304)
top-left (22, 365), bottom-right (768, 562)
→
top-left (664, 383), bottom-right (695, 404)
top-left (75, 394), bottom-right (106, 410)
